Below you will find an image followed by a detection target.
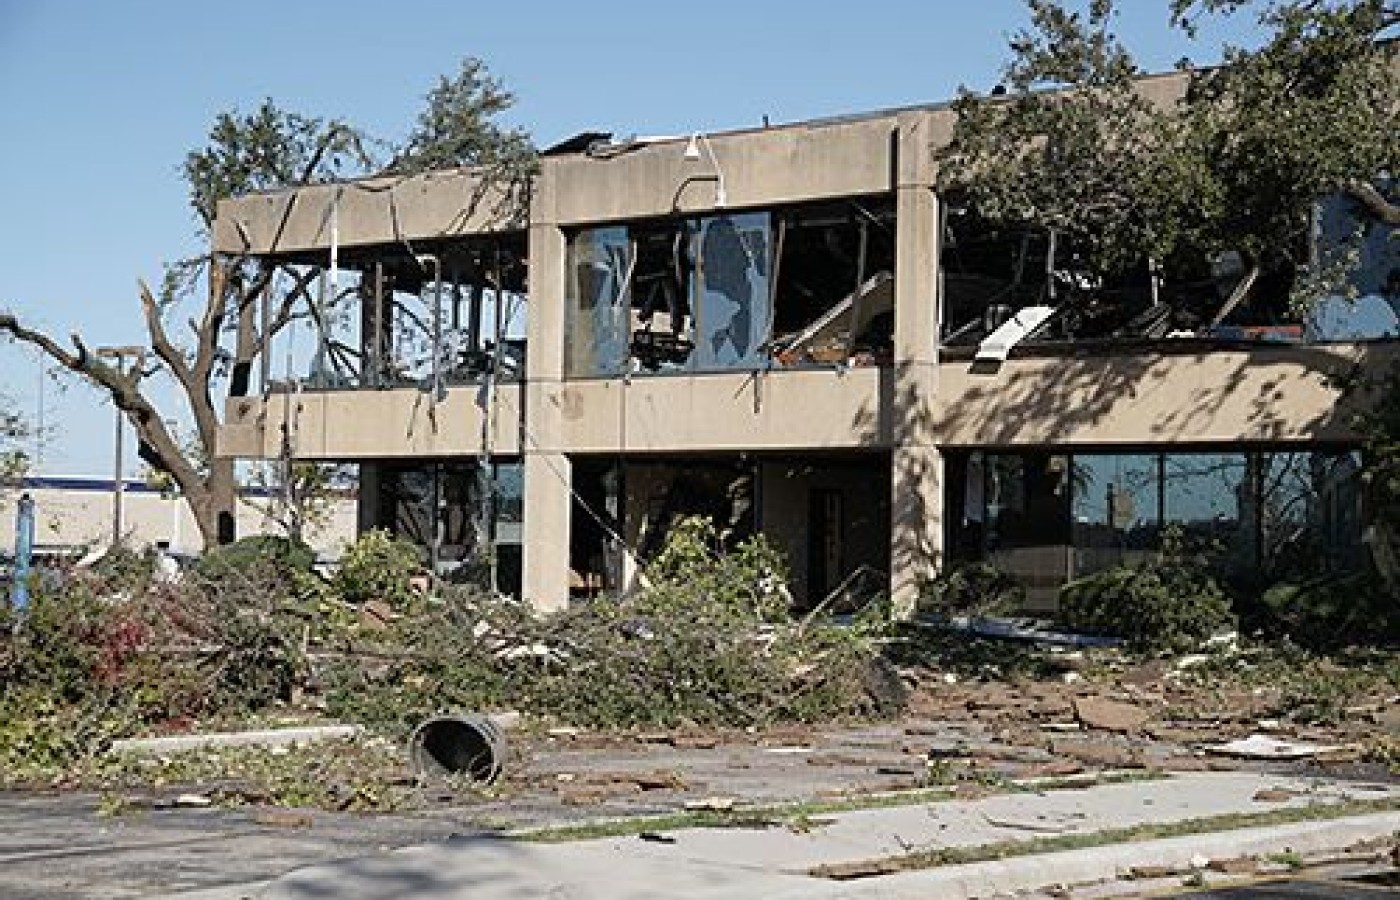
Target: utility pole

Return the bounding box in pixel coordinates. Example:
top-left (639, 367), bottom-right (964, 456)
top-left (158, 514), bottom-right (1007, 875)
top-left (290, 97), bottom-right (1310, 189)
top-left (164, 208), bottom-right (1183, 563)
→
top-left (96, 346), bottom-right (145, 548)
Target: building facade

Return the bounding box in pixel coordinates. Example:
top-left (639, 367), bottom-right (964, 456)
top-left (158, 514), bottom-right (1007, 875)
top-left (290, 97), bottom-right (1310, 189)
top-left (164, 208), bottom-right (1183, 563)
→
top-left (213, 79), bottom-right (1399, 611)
top-left (0, 477), bottom-right (357, 562)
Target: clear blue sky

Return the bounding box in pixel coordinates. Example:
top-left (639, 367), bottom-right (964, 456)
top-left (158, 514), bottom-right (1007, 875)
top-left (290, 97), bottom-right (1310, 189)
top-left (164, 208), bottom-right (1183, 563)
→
top-left (0, 0), bottom-right (1261, 477)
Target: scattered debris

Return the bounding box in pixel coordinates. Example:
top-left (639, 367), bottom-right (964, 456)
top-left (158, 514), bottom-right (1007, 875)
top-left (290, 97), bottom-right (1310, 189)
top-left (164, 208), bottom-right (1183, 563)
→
top-left (1073, 697), bottom-right (1150, 733)
top-left (172, 793), bottom-right (212, 808)
top-left (1206, 734), bottom-right (1347, 760)
top-left (1207, 856), bottom-right (1259, 875)
top-left (254, 809), bottom-right (315, 828)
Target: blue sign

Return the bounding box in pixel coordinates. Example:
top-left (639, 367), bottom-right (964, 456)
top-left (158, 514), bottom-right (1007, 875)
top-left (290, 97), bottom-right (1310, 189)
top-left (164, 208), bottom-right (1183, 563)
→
top-left (11, 492), bottom-right (34, 613)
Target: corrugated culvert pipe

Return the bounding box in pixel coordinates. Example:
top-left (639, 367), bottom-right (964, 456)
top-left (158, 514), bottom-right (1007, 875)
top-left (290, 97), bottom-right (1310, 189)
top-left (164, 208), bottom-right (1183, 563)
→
top-left (408, 714), bottom-right (510, 785)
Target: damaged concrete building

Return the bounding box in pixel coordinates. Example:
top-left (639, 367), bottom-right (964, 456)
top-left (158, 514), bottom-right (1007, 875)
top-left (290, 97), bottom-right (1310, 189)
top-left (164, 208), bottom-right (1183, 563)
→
top-left (215, 73), bottom-right (1399, 612)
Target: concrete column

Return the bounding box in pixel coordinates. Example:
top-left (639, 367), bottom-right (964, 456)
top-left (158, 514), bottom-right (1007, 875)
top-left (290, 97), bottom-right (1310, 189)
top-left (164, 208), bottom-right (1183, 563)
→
top-left (522, 452), bottom-right (571, 611)
top-left (520, 167), bottom-right (572, 611)
top-left (889, 112), bottom-right (944, 613)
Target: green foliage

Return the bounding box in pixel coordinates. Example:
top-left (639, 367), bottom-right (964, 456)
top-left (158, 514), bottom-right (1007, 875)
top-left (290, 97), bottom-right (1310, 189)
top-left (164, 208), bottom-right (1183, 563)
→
top-left (332, 530), bottom-right (424, 608)
top-left (197, 534), bottom-right (316, 581)
top-left (0, 393), bottom-right (29, 487)
top-left (917, 563), bottom-right (1026, 619)
top-left (183, 99), bottom-right (372, 229)
top-left (2, 518), bottom-right (896, 795)
top-left (1260, 573), bottom-right (1400, 649)
top-left (328, 517), bottom-right (897, 733)
top-left (388, 58), bottom-right (537, 225)
top-left (941, 0), bottom-right (1399, 296)
top-left (535, 518), bottom-right (894, 728)
top-left (1353, 360), bottom-right (1400, 591)
top-left (1058, 528), bottom-right (1235, 652)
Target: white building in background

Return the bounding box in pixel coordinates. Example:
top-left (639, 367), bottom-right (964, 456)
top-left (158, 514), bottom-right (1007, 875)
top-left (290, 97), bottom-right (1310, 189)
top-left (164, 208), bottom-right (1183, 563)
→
top-left (0, 476), bottom-right (357, 561)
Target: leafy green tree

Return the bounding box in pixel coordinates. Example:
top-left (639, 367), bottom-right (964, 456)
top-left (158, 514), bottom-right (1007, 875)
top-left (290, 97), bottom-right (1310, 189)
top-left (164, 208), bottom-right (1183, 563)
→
top-left (0, 395), bottom-right (28, 489)
top-left (939, 0), bottom-right (1397, 293)
top-left (0, 58), bottom-right (537, 547)
top-left (944, 0), bottom-right (1398, 588)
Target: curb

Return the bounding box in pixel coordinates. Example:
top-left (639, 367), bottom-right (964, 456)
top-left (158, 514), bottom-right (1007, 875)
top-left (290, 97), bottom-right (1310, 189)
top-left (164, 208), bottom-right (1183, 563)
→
top-left (781, 811), bottom-right (1400, 899)
top-left (110, 725), bottom-right (364, 755)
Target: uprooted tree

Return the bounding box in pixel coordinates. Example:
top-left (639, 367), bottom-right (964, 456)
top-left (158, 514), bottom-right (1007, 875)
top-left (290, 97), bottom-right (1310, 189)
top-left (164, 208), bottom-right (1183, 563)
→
top-left (941, 0), bottom-right (1399, 580)
top-left (0, 58), bottom-right (537, 547)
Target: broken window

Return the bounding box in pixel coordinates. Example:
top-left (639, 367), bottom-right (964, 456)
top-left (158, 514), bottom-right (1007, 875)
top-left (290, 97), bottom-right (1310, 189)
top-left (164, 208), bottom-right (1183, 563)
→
top-left (365, 458), bottom-right (523, 592)
top-left (628, 220), bottom-right (698, 371)
top-left (769, 199), bottom-right (896, 367)
top-left (566, 226), bottom-right (632, 377)
top-left (287, 237), bottom-right (528, 391)
top-left (562, 198), bottom-right (896, 377)
top-left (693, 212), bottom-right (771, 370)
top-left (936, 198), bottom-right (1358, 351)
top-left (939, 205), bottom-right (1155, 351)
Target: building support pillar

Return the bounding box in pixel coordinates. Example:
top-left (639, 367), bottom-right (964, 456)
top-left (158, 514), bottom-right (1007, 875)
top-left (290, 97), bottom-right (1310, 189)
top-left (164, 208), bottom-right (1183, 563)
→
top-left (521, 452), bottom-right (571, 611)
top-left (889, 112), bottom-right (944, 614)
top-left (520, 180), bottom-right (572, 611)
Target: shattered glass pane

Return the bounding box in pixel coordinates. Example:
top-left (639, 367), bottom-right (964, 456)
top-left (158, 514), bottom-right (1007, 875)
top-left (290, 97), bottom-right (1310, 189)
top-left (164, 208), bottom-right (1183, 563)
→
top-left (566, 226), bottom-right (632, 376)
top-left (693, 212), bottom-right (771, 371)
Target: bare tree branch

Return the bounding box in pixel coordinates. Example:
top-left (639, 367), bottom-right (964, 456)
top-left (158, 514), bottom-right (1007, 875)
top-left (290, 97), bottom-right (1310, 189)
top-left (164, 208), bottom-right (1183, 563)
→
top-left (1344, 179), bottom-right (1400, 226)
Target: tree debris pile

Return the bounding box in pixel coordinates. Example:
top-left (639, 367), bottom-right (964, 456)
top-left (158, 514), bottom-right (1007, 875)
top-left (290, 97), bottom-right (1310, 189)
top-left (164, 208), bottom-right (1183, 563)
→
top-left (0, 520), bottom-right (895, 797)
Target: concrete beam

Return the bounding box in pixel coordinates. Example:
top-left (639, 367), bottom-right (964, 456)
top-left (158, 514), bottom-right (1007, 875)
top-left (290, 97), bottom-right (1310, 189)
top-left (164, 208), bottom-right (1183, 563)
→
top-left (212, 168), bottom-right (521, 256)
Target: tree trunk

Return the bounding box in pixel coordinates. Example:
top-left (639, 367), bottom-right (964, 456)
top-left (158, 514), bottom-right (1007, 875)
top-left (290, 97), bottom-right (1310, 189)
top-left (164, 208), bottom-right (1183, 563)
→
top-left (183, 456), bottom-right (240, 548)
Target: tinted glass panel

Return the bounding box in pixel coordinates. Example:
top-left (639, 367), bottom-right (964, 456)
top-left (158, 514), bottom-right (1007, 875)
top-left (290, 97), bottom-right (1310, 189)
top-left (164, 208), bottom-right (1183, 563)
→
top-left (1162, 453), bottom-right (1251, 568)
top-left (1257, 450), bottom-right (1364, 576)
top-left (1070, 454), bottom-right (1160, 576)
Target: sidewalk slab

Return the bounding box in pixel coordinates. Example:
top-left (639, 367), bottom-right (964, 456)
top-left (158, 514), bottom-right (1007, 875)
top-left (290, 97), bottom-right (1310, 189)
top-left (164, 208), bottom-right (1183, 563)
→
top-left (253, 772), bottom-right (1400, 899)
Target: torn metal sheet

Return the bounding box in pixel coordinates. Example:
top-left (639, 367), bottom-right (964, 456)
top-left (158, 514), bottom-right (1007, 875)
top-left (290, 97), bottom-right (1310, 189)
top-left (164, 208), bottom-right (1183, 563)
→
top-left (974, 305), bottom-right (1056, 362)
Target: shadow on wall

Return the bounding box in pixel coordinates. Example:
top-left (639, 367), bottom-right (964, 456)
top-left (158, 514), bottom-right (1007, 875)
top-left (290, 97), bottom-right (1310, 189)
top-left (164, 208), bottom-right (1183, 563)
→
top-left (921, 344), bottom-right (1394, 447)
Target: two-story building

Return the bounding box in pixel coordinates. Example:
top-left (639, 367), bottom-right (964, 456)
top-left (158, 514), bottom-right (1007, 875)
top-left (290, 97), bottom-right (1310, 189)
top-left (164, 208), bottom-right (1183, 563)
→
top-left (214, 74), bottom-right (1398, 612)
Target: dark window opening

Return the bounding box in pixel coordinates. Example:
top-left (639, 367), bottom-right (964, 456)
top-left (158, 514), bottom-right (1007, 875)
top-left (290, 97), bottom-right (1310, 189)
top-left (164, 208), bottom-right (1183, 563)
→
top-left (938, 198), bottom-right (1336, 351)
top-left (568, 452), bottom-right (889, 610)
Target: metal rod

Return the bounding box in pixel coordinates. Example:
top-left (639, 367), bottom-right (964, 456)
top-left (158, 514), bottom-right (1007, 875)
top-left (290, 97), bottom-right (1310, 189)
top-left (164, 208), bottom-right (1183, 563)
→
top-left (96, 346), bottom-right (144, 548)
top-left (113, 398), bottom-right (124, 545)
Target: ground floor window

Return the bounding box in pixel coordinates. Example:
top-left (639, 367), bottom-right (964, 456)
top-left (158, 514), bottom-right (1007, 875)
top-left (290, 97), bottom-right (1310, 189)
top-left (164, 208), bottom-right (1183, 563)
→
top-left (946, 447), bottom-right (1365, 608)
top-left (569, 452), bottom-right (890, 608)
top-left (362, 458), bottom-right (523, 594)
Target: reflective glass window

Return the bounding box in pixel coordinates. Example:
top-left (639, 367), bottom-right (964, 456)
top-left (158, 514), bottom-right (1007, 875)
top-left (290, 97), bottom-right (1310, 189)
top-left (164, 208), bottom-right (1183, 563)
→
top-left (1070, 454), bottom-right (1160, 576)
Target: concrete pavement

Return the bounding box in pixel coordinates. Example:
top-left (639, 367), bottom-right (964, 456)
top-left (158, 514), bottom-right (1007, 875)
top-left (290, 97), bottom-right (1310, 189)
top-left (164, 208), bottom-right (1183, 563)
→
top-left (238, 772), bottom-right (1400, 899)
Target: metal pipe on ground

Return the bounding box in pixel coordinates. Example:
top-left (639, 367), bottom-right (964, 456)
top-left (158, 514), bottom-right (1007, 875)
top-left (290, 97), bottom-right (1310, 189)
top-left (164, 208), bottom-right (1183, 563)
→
top-left (407, 712), bottom-right (518, 785)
